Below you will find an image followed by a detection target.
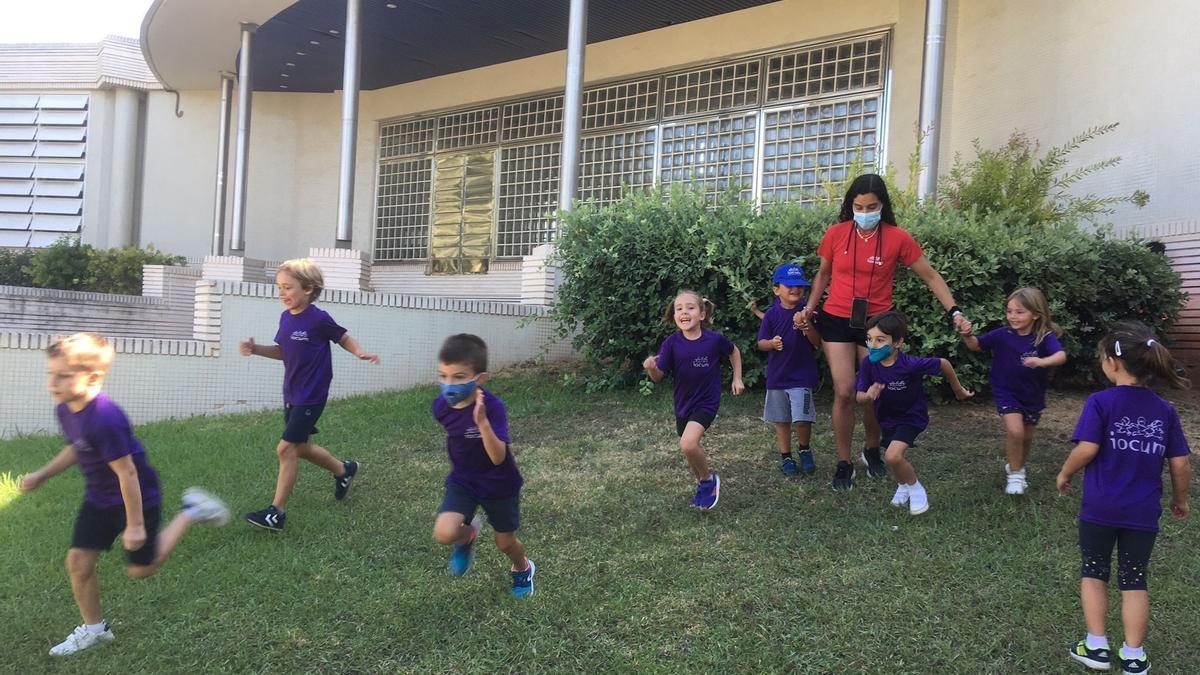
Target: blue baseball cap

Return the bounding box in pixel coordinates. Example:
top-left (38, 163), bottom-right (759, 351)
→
top-left (772, 262), bottom-right (810, 287)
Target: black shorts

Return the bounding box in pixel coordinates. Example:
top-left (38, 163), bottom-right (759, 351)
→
top-left (439, 480), bottom-right (521, 533)
top-left (881, 424), bottom-right (922, 448)
top-left (72, 501), bottom-right (162, 566)
top-left (997, 406), bottom-right (1042, 426)
top-left (282, 403), bottom-right (325, 443)
top-left (676, 409), bottom-right (717, 436)
top-left (814, 310), bottom-right (870, 344)
top-left (1079, 519), bottom-right (1157, 591)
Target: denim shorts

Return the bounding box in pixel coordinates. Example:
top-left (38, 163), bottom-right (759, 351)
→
top-left (762, 387), bottom-right (816, 424)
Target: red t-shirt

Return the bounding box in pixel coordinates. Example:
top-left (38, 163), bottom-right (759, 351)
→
top-left (815, 221), bottom-right (924, 318)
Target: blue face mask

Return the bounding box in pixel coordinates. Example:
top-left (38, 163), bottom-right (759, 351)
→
top-left (439, 379), bottom-right (478, 405)
top-left (867, 344), bottom-right (893, 363)
top-left (853, 210), bottom-right (882, 230)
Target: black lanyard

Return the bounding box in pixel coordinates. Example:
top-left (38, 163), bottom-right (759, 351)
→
top-left (845, 223), bottom-right (884, 300)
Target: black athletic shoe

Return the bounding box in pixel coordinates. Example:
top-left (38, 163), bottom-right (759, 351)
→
top-left (245, 505), bottom-right (285, 532)
top-left (832, 460), bottom-right (856, 491)
top-left (1067, 639), bottom-right (1111, 670)
top-left (1117, 647), bottom-right (1150, 674)
top-left (861, 447), bottom-right (888, 478)
top-left (335, 460), bottom-right (359, 500)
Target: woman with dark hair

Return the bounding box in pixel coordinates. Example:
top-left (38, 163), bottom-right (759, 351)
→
top-left (795, 174), bottom-right (968, 491)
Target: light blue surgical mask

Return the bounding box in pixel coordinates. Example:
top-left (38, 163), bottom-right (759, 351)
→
top-left (439, 379), bottom-right (478, 405)
top-left (853, 210), bottom-right (882, 230)
top-left (867, 344), bottom-right (893, 363)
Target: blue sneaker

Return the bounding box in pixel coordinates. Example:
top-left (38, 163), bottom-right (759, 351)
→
top-left (448, 515), bottom-right (482, 576)
top-left (511, 559), bottom-right (536, 597)
top-left (695, 474), bottom-right (720, 512)
top-left (798, 450), bottom-right (816, 476)
top-left (780, 456), bottom-right (798, 476)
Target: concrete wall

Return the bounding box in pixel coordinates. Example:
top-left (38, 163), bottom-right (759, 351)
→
top-left (0, 272), bottom-right (196, 339)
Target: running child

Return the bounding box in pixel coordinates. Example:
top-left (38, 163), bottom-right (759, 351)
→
top-left (756, 263), bottom-right (822, 476)
top-left (855, 311), bottom-right (973, 515)
top-left (240, 259), bottom-right (378, 531)
top-left (1058, 321), bottom-right (1191, 674)
top-left (960, 287), bottom-right (1067, 494)
top-left (644, 290), bottom-right (745, 511)
top-left (19, 333), bottom-right (230, 656)
top-left (432, 334), bottom-right (535, 597)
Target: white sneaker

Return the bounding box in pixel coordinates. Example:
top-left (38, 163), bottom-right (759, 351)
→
top-left (1004, 464), bottom-right (1028, 496)
top-left (182, 487), bottom-right (231, 525)
top-left (49, 624), bottom-right (115, 656)
top-left (908, 485), bottom-right (930, 515)
top-left (890, 483), bottom-right (910, 507)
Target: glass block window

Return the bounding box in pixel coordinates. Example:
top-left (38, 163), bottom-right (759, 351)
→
top-left (436, 107), bottom-right (499, 150)
top-left (760, 96), bottom-right (880, 203)
top-left (374, 158), bottom-right (432, 260)
top-left (578, 127), bottom-right (657, 205)
top-left (496, 141), bottom-right (560, 257)
top-left (380, 118), bottom-right (435, 159)
top-left (659, 114), bottom-right (756, 198)
top-left (502, 95), bottom-right (563, 142)
top-left (583, 78), bottom-right (658, 131)
top-left (662, 60), bottom-right (759, 119)
top-left (766, 35), bottom-right (887, 103)
top-left (0, 94), bottom-right (88, 248)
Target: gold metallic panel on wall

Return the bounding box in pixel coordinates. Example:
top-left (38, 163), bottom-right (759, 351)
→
top-left (429, 149), bottom-right (495, 274)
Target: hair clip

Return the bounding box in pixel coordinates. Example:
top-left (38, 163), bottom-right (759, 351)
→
top-left (1114, 340), bottom-right (1122, 357)
top-left (1147, 339), bottom-right (1157, 347)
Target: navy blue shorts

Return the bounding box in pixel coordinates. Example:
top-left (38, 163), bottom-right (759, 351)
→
top-left (72, 501), bottom-right (162, 566)
top-left (676, 409), bottom-right (717, 436)
top-left (881, 424), bottom-right (922, 448)
top-left (438, 480), bottom-right (521, 533)
top-left (282, 403), bottom-right (325, 443)
top-left (997, 405), bottom-right (1042, 426)
top-left (1079, 519), bottom-right (1157, 590)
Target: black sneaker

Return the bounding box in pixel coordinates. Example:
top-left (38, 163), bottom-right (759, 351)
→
top-left (861, 447), bottom-right (888, 478)
top-left (335, 460), bottom-right (358, 500)
top-left (1117, 647), bottom-right (1149, 674)
top-left (245, 505), bottom-right (285, 532)
top-left (1067, 639), bottom-right (1111, 670)
top-left (831, 460), bottom-right (855, 491)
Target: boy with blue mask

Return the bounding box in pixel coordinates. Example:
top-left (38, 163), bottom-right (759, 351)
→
top-left (855, 311), bottom-right (973, 515)
top-left (431, 334), bottom-right (534, 597)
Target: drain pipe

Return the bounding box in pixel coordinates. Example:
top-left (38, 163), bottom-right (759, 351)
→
top-left (916, 0), bottom-right (947, 200)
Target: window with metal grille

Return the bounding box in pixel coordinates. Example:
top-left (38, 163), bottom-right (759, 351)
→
top-left (766, 36), bottom-right (887, 103)
top-left (760, 96), bottom-right (880, 203)
top-left (436, 107), bottom-right (498, 150)
top-left (496, 141), bottom-right (560, 258)
top-left (659, 113), bottom-right (756, 198)
top-left (374, 158), bottom-right (432, 260)
top-left (661, 59), bottom-right (759, 119)
top-left (583, 78), bottom-right (658, 131)
top-left (502, 96), bottom-right (563, 142)
top-left (380, 118), bottom-right (435, 159)
top-left (0, 93), bottom-right (88, 248)
top-left (578, 127), bottom-right (657, 205)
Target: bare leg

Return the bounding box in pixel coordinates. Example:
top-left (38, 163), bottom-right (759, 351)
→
top-left (774, 423), bottom-right (792, 454)
top-left (1022, 424), bottom-right (1037, 467)
top-left (272, 440), bottom-right (301, 509)
top-left (495, 531), bottom-right (528, 570)
top-left (65, 548), bottom-right (103, 625)
top-left (126, 512), bottom-right (195, 579)
top-left (794, 421), bottom-right (812, 447)
top-left (856, 344), bottom-right (881, 449)
top-left (1001, 413), bottom-right (1026, 470)
top-left (883, 441), bottom-right (916, 485)
top-left (1120, 590), bottom-right (1150, 648)
top-left (1081, 578), bottom-right (1109, 638)
top-left (822, 341), bottom-right (860, 463)
top-left (433, 512), bottom-right (473, 546)
top-left (298, 443), bottom-right (345, 475)
top-left (679, 422), bottom-right (711, 481)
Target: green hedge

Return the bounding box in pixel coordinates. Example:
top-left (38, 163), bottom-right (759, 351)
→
top-left (10, 237), bottom-right (185, 295)
top-left (551, 188), bottom-right (1185, 394)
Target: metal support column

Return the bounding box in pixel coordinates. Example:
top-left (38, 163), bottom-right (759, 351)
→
top-left (212, 73), bottom-right (234, 255)
top-left (230, 23), bottom-right (257, 254)
top-left (916, 0), bottom-right (947, 200)
top-left (557, 0), bottom-right (587, 212)
top-left (335, 0), bottom-right (362, 248)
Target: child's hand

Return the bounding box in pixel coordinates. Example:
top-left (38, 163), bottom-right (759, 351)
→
top-left (746, 299), bottom-right (758, 312)
top-left (794, 308), bottom-right (812, 331)
top-left (642, 355), bottom-right (658, 371)
top-left (731, 378), bottom-right (745, 396)
top-left (472, 388), bottom-right (487, 427)
top-left (953, 385), bottom-right (974, 401)
top-left (1022, 356), bottom-right (1043, 368)
top-left (865, 382), bottom-right (885, 401)
top-left (957, 319), bottom-right (974, 336)
top-left (1171, 499), bottom-right (1190, 520)
top-left (1056, 472), bottom-right (1072, 495)
top-left (771, 335), bottom-right (783, 351)
top-left (953, 313), bottom-right (970, 334)
top-left (122, 524), bottom-right (147, 552)
top-left (18, 471), bottom-right (43, 492)
top-left (358, 352), bottom-right (380, 364)
top-left (239, 337), bottom-right (256, 357)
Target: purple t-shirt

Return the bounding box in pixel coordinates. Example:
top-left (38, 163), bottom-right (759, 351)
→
top-left (855, 353), bottom-right (943, 432)
top-left (433, 388), bottom-right (523, 500)
top-left (1072, 385), bottom-right (1190, 531)
top-left (655, 329), bottom-right (736, 418)
top-left (757, 303), bottom-right (818, 390)
top-left (275, 304), bottom-right (347, 406)
top-left (977, 328), bottom-right (1064, 411)
top-left (56, 393), bottom-right (161, 510)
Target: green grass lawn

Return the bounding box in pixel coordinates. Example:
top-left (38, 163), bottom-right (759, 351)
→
top-left (2, 368), bottom-right (1198, 674)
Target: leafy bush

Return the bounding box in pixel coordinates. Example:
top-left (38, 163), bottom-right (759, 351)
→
top-left (0, 248), bottom-right (34, 286)
top-left (21, 237), bottom-right (185, 294)
top-left (26, 237), bottom-right (92, 291)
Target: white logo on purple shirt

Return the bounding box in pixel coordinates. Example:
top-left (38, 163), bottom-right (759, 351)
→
top-left (886, 381), bottom-right (907, 391)
top-left (464, 426), bottom-right (482, 439)
top-left (290, 330), bottom-right (310, 342)
top-left (1110, 416), bottom-right (1167, 455)
top-left (692, 356), bottom-right (710, 368)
